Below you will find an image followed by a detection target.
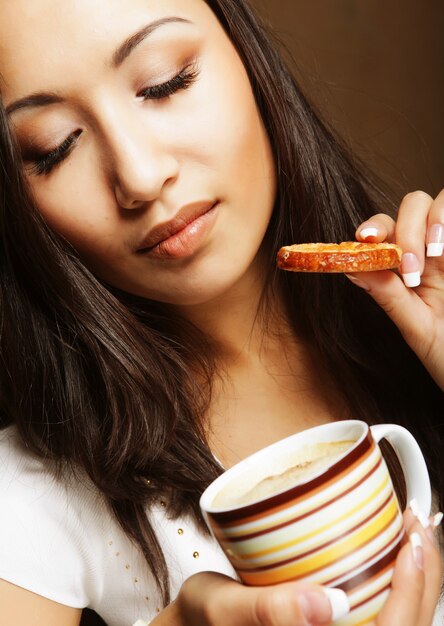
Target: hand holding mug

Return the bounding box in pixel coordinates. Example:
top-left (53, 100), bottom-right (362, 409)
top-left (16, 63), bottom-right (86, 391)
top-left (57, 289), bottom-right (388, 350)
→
top-left (150, 519), bottom-right (442, 626)
top-left (200, 420), bottom-right (435, 625)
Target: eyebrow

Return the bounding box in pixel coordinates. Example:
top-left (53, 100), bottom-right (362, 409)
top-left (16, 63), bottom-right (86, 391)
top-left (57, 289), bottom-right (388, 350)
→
top-left (6, 16), bottom-right (192, 116)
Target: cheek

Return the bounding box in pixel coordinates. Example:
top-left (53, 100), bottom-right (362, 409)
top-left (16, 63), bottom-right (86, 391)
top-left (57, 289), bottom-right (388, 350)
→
top-left (191, 49), bottom-right (276, 203)
top-left (28, 171), bottom-right (117, 262)
top-left (205, 88), bottom-right (276, 228)
top-left (171, 32), bottom-right (271, 163)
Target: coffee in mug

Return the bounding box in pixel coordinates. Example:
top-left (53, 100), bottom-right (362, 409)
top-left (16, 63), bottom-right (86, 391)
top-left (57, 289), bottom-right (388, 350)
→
top-left (213, 440), bottom-right (356, 508)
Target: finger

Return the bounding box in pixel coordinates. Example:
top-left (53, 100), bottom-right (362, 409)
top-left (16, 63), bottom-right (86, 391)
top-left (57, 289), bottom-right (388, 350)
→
top-left (252, 583), bottom-right (349, 626)
top-left (403, 507), bottom-right (418, 536)
top-left (373, 529), bottom-right (425, 626)
top-left (356, 214), bottom-right (396, 243)
top-left (421, 527), bottom-right (443, 626)
top-left (406, 500), bottom-right (444, 545)
top-left (395, 191), bottom-right (433, 286)
top-left (426, 188), bottom-right (444, 258)
top-left (405, 513), bottom-right (444, 626)
top-left (400, 505), bottom-right (439, 545)
top-left (344, 269), bottom-right (433, 357)
top-left (180, 573), bottom-right (351, 626)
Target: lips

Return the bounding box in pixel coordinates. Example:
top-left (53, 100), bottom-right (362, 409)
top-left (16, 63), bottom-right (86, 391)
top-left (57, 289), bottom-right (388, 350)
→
top-left (137, 200), bottom-right (218, 253)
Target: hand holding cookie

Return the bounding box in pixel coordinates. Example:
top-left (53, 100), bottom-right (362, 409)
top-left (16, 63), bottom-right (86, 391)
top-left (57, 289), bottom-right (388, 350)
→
top-left (277, 189), bottom-right (444, 391)
top-left (349, 190), bottom-right (444, 390)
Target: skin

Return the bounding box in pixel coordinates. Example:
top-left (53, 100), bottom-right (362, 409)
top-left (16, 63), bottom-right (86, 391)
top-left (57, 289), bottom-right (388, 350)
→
top-left (1, 0), bottom-right (276, 308)
top-left (0, 0), bottom-right (443, 624)
top-left (351, 189), bottom-right (444, 391)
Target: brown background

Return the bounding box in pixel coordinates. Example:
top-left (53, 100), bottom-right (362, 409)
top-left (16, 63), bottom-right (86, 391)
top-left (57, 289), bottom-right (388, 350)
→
top-left (257, 0), bottom-right (444, 202)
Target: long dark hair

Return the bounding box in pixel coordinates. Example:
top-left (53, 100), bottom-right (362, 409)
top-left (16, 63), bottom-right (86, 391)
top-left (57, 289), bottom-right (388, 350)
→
top-left (1, 0), bottom-right (442, 607)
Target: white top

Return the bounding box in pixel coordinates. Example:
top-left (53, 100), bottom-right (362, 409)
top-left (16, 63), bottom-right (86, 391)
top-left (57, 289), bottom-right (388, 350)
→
top-left (0, 426), bottom-right (442, 626)
top-left (0, 426), bottom-right (236, 625)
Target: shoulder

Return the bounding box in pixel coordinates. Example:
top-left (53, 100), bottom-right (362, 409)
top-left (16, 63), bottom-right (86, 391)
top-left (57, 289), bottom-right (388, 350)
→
top-left (0, 426), bottom-right (60, 511)
top-left (0, 426), bottom-right (110, 608)
top-left (0, 425), bottom-right (100, 524)
top-left (0, 425), bottom-right (58, 490)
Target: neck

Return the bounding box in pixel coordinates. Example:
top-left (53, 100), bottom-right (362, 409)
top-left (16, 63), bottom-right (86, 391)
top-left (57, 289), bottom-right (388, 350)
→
top-left (173, 260), bottom-right (350, 467)
top-left (174, 257), bottom-right (280, 361)
top-left (173, 262), bottom-right (348, 467)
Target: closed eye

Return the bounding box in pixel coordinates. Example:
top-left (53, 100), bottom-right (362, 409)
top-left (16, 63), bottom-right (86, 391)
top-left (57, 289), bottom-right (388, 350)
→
top-left (137, 59), bottom-right (200, 101)
top-left (26, 129), bottom-right (82, 177)
top-left (25, 60), bottom-right (200, 177)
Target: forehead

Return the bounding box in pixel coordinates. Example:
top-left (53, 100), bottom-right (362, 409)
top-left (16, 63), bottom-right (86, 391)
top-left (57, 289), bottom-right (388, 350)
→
top-left (0, 0), bottom-right (209, 98)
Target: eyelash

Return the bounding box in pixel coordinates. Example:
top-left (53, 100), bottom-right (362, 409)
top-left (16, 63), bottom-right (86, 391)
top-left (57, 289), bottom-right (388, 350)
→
top-left (28, 60), bottom-right (201, 177)
top-left (138, 59), bottom-right (200, 101)
top-left (28, 130), bottom-right (82, 177)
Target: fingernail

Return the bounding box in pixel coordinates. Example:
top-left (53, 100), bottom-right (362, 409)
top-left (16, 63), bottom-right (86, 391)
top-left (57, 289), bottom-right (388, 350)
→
top-left (409, 499), bottom-right (430, 529)
top-left (359, 226), bottom-right (379, 241)
top-left (427, 224), bottom-right (444, 257)
top-left (433, 512), bottom-right (443, 528)
top-left (409, 498), bottom-right (420, 515)
top-left (401, 253), bottom-right (421, 287)
top-left (410, 532), bottom-right (424, 570)
top-left (426, 512), bottom-right (443, 545)
top-left (324, 588), bottom-right (351, 622)
top-left (345, 274), bottom-right (370, 291)
top-left (418, 511), bottom-right (431, 529)
top-left (300, 588), bottom-right (350, 623)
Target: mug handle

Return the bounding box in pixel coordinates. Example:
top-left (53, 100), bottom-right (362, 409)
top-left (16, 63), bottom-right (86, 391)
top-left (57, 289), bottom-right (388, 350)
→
top-left (371, 423), bottom-right (432, 515)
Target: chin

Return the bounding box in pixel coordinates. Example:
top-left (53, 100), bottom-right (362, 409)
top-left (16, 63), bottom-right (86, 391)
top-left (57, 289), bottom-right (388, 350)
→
top-left (107, 246), bottom-right (264, 308)
top-left (130, 267), bottom-right (253, 308)
top-left (141, 284), bottom-right (235, 308)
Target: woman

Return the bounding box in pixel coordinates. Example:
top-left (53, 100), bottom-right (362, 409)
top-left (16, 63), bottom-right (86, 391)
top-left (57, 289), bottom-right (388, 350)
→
top-left (0, 0), bottom-right (442, 625)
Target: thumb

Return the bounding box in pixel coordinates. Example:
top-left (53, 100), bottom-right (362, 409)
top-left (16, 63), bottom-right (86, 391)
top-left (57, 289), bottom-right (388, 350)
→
top-left (250, 583), bottom-right (350, 626)
top-left (178, 572), bottom-right (350, 626)
top-left (345, 269), bottom-right (432, 355)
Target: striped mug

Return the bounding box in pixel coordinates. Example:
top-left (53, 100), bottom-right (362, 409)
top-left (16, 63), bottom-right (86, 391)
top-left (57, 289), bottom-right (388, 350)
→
top-left (200, 420), bottom-right (431, 625)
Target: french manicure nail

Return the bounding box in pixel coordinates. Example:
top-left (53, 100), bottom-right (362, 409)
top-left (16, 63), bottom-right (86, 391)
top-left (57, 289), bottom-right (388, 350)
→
top-left (300, 588), bottom-right (350, 623)
top-left (409, 498), bottom-right (420, 516)
top-left (323, 588), bottom-right (350, 622)
top-left (409, 499), bottom-right (430, 528)
top-left (426, 512), bottom-right (443, 545)
top-left (359, 227), bottom-right (379, 240)
top-left (433, 512), bottom-right (443, 528)
top-left (418, 510), bottom-right (431, 529)
top-left (427, 224), bottom-right (444, 257)
top-left (410, 532), bottom-right (424, 570)
top-left (402, 253), bottom-right (421, 287)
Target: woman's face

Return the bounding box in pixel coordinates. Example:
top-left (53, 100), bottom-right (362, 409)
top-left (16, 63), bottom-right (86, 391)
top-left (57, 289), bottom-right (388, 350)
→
top-left (0, 0), bottom-right (276, 305)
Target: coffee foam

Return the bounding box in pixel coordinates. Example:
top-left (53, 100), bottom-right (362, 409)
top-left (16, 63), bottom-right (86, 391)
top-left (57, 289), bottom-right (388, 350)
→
top-left (213, 440), bottom-right (355, 509)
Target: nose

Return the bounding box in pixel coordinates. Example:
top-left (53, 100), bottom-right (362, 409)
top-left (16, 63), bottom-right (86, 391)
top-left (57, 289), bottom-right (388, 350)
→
top-left (104, 113), bottom-right (179, 210)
